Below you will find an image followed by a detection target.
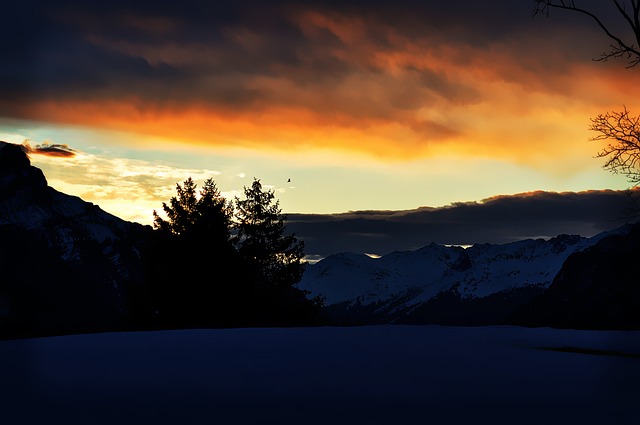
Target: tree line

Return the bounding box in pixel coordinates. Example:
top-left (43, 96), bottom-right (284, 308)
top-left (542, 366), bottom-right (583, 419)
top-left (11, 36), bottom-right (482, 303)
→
top-left (132, 177), bottom-right (324, 329)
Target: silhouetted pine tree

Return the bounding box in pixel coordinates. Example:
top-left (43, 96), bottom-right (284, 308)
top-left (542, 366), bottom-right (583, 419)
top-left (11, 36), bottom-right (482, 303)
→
top-left (233, 178), bottom-right (321, 325)
top-left (147, 178), bottom-right (237, 328)
top-left (233, 178), bottom-right (305, 287)
top-left (143, 177), bottom-right (322, 329)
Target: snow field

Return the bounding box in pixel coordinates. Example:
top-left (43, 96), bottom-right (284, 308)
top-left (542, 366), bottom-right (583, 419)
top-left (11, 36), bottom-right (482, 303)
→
top-left (1, 325), bottom-right (639, 424)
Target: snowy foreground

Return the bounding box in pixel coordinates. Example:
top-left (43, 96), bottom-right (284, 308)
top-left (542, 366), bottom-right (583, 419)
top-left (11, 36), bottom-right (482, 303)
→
top-left (1, 325), bottom-right (639, 424)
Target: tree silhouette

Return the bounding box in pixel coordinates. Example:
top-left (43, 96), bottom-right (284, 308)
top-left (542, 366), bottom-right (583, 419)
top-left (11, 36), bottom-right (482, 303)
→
top-left (147, 177), bottom-right (236, 328)
top-left (144, 177), bottom-right (322, 328)
top-left (152, 177), bottom-right (198, 235)
top-left (590, 107), bottom-right (640, 186)
top-left (232, 178), bottom-right (321, 325)
top-left (534, 1), bottom-right (640, 215)
top-left (153, 177), bottom-right (232, 241)
top-left (533, 0), bottom-right (640, 68)
top-left (233, 178), bottom-right (306, 288)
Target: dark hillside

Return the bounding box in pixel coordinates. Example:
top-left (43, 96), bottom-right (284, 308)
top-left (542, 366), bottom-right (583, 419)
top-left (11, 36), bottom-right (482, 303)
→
top-left (510, 222), bottom-right (640, 330)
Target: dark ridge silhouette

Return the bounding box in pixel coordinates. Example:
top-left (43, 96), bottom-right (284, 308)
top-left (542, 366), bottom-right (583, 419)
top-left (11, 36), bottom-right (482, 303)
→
top-left (1, 141), bottom-right (152, 338)
top-left (509, 221), bottom-right (640, 330)
top-left (0, 142), bottom-right (29, 170)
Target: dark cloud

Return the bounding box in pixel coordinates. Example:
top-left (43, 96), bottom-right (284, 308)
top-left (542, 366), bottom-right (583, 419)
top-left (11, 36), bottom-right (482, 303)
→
top-left (23, 142), bottom-right (76, 158)
top-left (287, 189), bottom-right (639, 258)
top-left (2, 0), bottom-right (633, 161)
top-left (1, 1), bottom-right (623, 110)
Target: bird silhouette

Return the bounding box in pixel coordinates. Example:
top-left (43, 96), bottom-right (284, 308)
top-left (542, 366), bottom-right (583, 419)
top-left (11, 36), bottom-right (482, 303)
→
top-left (287, 178), bottom-right (291, 182)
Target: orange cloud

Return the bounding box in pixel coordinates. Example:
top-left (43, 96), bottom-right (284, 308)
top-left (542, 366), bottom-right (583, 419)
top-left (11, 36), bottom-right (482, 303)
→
top-left (3, 4), bottom-right (638, 168)
top-left (14, 98), bottom-right (456, 159)
top-left (22, 141), bottom-right (76, 158)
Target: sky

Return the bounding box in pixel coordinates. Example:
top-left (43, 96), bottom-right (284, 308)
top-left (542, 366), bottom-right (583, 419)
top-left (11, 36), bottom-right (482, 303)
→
top-left (1, 0), bottom-right (638, 226)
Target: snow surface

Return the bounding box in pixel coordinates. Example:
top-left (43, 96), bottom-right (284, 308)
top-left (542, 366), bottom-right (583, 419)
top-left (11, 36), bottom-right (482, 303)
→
top-left (1, 325), bottom-right (639, 424)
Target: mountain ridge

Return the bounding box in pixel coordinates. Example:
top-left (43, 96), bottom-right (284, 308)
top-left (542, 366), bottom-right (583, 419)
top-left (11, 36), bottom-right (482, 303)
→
top-left (296, 224), bottom-right (636, 326)
top-left (1, 141), bottom-right (152, 337)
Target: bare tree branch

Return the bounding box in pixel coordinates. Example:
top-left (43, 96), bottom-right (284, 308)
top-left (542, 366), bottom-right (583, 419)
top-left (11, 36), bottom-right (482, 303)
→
top-left (612, 1), bottom-right (633, 31)
top-left (621, 187), bottom-right (640, 220)
top-left (590, 106), bottom-right (640, 186)
top-left (535, 2), bottom-right (640, 217)
top-left (533, 0), bottom-right (640, 67)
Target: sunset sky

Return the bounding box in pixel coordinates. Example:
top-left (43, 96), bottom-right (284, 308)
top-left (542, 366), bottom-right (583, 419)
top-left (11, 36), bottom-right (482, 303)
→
top-left (1, 0), bottom-right (638, 226)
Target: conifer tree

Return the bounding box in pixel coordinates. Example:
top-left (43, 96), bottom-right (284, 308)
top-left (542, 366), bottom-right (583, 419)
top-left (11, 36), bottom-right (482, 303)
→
top-left (153, 177), bottom-right (232, 242)
top-left (148, 177), bottom-right (235, 327)
top-left (233, 178), bottom-right (306, 288)
top-left (146, 176), bottom-right (322, 328)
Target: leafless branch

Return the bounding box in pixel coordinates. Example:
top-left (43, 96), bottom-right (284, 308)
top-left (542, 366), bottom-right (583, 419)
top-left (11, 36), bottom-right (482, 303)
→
top-left (590, 106), bottom-right (640, 186)
top-left (621, 187), bottom-right (640, 220)
top-left (533, 0), bottom-right (640, 68)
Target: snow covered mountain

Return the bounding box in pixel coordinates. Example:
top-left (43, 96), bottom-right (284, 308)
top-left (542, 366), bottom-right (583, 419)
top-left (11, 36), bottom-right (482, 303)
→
top-left (0, 141), bottom-right (151, 336)
top-left (297, 225), bottom-right (634, 325)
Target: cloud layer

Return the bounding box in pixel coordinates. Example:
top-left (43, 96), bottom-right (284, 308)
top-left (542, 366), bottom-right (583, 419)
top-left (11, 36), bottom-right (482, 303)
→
top-left (25, 143), bottom-right (228, 224)
top-left (288, 188), bottom-right (639, 257)
top-left (3, 1), bottom-right (638, 165)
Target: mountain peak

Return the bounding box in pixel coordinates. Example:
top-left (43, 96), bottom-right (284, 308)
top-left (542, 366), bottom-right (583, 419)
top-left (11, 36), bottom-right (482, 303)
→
top-left (0, 141), bottom-right (30, 172)
top-left (0, 141), bottom-right (47, 192)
